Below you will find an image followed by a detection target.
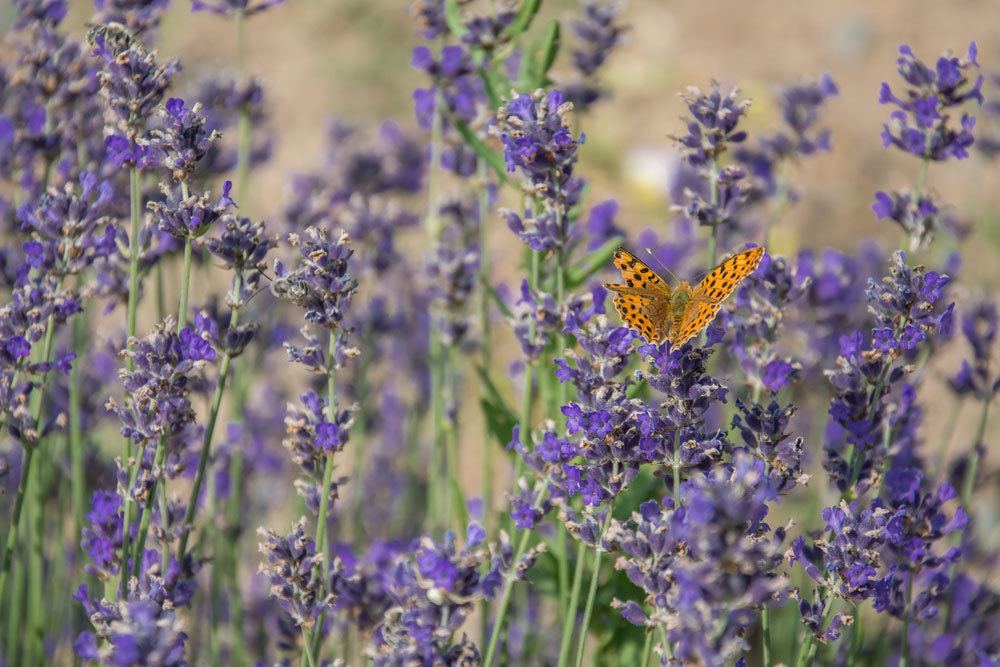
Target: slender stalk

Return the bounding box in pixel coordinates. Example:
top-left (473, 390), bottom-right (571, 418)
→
top-left (117, 164), bottom-right (145, 599)
top-left (476, 159), bottom-right (494, 527)
top-left (483, 479), bottom-right (551, 667)
top-left (641, 631), bottom-right (653, 667)
top-left (227, 448), bottom-right (248, 667)
top-left (306, 330), bottom-right (340, 664)
top-left (119, 441), bottom-right (147, 597)
top-left (899, 572), bottom-right (913, 667)
top-left (795, 593), bottom-right (834, 667)
top-left (557, 540), bottom-right (588, 667)
top-left (573, 472), bottom-right (619, 667)
top-left (177, 240), bottom-right (193, 331)
top-left (960, 397), bottom-right (990, 506)
top-left (672, 429), bottom-right (682, 503)
top-left (4, 542), bottom-right (24, 666)
top-left (69, 309), bottom-right (87, 539)
top-left (301, 627), bottom-right (316, 667)
top-left (132, 434), bottom-right (169, 580)
top-left (0, 306), bottom-right (59, 604)
top-left (177, 270), bottom-right (244, 559)
top-left (761, 604), bottom-right (773, 666)
top-left (25, 457), bottom-right (43, 666)
top-left (426, 86), bottom-right (445, 530)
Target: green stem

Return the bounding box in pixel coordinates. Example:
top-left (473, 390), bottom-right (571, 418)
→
top-left (227, 449), bottom-right (248, 667)
top-left (641, 631), bottom-right (653, 667)
top-left (795, 593), bottom-right (834, 667)
top-left (119, 442), bottom-right (146, 597)
top-left (306, 330), bottom-right (340, 664)
top-left (69, 311), bottom-right (87, 542)
top-left (672, 429), bottom-right (681, 504)
top-left (483, 479), bottom-right (551, 667)
top-left (477, 159), bottom-right (494, 535)
top-left (557, 540), bottom-right (588, 667)
top-left (762, 604), bottom-right (773, 667)
top-left (0, 308), bottom-right (59, 605)
top-left (573, 474), bottom-right (618, 667)
top-left (301, 627), bottom-right (316, 667)
top-left (177, 271), bottom-right (244, 560)
top-left (117, 164), bottom-right (145, 600)
top-left (25, 459), bottom-right (42, 666)
top-left (899, 572), bottom-right (913, 667)
top-left (177, 239), bottom-right (193, 331)
top-left (131, 434), bottom-right (169, 581)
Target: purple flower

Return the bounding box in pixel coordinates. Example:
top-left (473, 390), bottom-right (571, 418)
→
top-left (149, 181), bottom-right (235, 240)
top-left (282, 389), bottom-right (354, 513)
top-left (88, 24), bottom-right (179, 156)
top-left (948, 299), bottom-right (1000, 400)
top-left (257, 518), bottom-right (334, 628)
top-left (880, 42), bottom-right (983, 161)
top-left (495, 89), bottom-right (584, 198)
top-left (150, 98), bottom-right (220, 181)
top-left (272, 227), bottom-right (357, 330)
top-left (190, 0), bottom-right (285, 17)
top-left (674, 83), bottom-right (750, 167)
top-left (585, 199), bottom-right (624, 251)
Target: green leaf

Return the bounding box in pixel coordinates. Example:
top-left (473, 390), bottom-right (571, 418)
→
top-left (477, 65), bottom-right (506, 110)
top-left (444, 0), bottom-right (466, 36)
top-left (518, 20), bottom-right (561, 90)
top-left (476, 365), bottom-right (518, 447)
top-left (566, 236), bottom-right (622, 289)
top-left (501, 0), bottom-right (541, 39)
top-left (481, 277), bottom-right (514, 318)
top-left (450, 115), bottom-right (508, 183)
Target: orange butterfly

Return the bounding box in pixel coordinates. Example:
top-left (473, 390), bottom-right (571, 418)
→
top-left (604, 246), bottom-right (764, 351)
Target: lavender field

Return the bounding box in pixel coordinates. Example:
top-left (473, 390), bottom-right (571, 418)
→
top-left (1, 0), bottom-right (999, 665)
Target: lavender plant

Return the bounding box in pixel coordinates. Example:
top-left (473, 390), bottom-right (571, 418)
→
top-left (0, 2), bottom-right (997, 666)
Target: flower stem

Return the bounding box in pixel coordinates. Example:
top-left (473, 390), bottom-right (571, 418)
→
top-left (762, 604), bottom-right (773, 666)
top-left (69, 307), bottom-right (87, 541)
top-left (573, 485), bottom-right (618, 667)
top-left (307, 330), bottom-right (340, 664)
top-left (899, 572), bottom-right (913, 667)
top-left (117, 164), bottom-right (145, 599)
top-left (0, 307), bottom-right (59, 605)
top-left (177, 240), bottom-right (193, 331)
top-left (795, 592), bottom-right (834, 667)
top-left (557, 539), bottom-right (588, 667)
top-left (132, 434), bottom-right (169, 581)
top-left (483, 478), bottom-right (550, 667)
top-left (177, 270), bottom-right (244, 560)
top-left (477, 159), bottom-right (494, 529)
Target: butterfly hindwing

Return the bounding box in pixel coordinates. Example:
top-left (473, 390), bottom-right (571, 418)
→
top-left (609, 291), bottom-right (661, 342)
top-left (695, 246), bottom-right (765, 303)
top-left (670, 302), bottom-right (721, 351)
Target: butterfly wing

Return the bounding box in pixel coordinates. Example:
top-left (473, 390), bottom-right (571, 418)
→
top-left (695, 246), bottom-right (765, 303)
top-left (669, 246), bottom-right (764, 351)
top-left (611, 248), bottom-right (671, 292)
top-left (604, 248), bottom-right (672, 342)
top-left (669, 301), bottom-right (722, 351)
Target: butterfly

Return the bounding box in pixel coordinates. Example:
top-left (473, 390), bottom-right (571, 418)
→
top-left (604, 245), bottom-right (764, 351)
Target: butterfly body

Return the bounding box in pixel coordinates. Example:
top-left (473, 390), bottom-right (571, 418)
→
top-left (604, 246), bottom-right (764, 351)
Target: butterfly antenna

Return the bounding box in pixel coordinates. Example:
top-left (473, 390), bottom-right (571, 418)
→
top-left (643, 247), bottom-right (678, 283)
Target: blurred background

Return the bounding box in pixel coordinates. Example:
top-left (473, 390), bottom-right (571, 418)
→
top-left (10, 0), bottom-right (998, 260)
top-left (4, 0), bottom-right (995, 531)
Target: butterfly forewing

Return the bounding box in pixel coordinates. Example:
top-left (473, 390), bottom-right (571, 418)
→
top-left (695, 246), bottom-right (765, 303)
top-left (611, 248), bottom-right (671, 293)
top-left (604, 248), bottom-right (672, 343)
top-left (665, 246), bottom-right (763, 351)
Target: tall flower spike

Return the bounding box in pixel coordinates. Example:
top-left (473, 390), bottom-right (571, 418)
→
top-left (879, 42), bottom-right (983, 161)
top-left (271, 227), bottom-right (358, 330)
